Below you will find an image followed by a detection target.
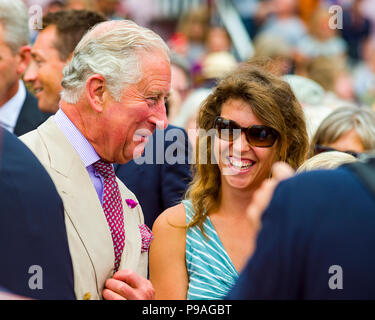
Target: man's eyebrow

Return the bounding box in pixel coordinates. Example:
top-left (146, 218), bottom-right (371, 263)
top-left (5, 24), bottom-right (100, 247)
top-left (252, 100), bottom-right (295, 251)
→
top-left (148, 91), bottom-right (170, 98)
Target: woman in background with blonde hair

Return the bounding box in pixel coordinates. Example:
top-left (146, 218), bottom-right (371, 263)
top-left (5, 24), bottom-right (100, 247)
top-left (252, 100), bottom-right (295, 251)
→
top-left (297, 151), bottom-right (357, 172)
top-left (149, 65), bottom-right (309, 300)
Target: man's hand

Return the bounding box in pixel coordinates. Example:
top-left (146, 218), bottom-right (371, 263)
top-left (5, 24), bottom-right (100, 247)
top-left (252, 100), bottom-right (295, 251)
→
top-left (247, 162), bottom-right (295, 234)
top-left (102, 269), bottom-right (155, 300)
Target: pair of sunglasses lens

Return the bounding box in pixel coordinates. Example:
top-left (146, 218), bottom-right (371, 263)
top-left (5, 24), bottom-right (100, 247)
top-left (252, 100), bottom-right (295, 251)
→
top-left (214, 117), bottom-right (279, 148)
top-left (314, 144), bottom-right (360, 158)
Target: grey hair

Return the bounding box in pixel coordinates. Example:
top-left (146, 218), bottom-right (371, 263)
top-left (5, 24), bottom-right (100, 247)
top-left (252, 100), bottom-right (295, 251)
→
top-left (61, 19), bottom-right (170, 104)
top-left (297, 151), bottom-right (357, 173)
top-left (0, 0), bottom-right (29, 54)
top-left (310, 106), bottom-right (375, 155)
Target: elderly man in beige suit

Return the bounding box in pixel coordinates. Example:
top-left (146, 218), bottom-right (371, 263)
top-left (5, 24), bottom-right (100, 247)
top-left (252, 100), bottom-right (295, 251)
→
top-left (21, 20), bottom-right (171, 300)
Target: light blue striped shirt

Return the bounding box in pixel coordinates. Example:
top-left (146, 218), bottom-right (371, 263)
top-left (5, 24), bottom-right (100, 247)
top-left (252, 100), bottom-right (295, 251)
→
top-left (184, 200), bottom-right (239, 300)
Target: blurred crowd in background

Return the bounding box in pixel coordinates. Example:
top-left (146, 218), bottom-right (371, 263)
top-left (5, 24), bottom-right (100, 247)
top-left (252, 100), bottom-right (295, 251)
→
top-left (24, 0), bottom-right (375, 148)
top-left (2, 0), bottom-right (375, 301)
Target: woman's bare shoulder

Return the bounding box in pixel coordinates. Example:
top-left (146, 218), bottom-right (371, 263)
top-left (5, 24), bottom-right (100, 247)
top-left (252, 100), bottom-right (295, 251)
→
top-left (152, 203), bottom-right (187, 234)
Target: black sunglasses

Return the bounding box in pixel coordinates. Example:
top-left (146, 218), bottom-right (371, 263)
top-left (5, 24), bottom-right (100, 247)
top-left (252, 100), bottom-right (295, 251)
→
top-left (214, 116), bottom-right (279, 148)
top-left (314, 144), bottom-right (360, 158)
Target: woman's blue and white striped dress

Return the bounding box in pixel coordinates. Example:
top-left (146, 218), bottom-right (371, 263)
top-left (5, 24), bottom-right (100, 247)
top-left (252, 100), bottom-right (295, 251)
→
top-left (183, 200), bottom-right (239, 300)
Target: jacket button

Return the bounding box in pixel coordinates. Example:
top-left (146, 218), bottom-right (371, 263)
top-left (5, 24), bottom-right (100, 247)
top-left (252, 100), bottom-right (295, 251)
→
top-left (83, 292), bottom-right (91, 300)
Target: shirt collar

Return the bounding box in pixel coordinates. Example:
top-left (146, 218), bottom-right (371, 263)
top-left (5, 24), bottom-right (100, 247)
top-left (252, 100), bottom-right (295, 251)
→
top-left (53, 108), bottom-right (100, 167)
top-left (0, 80), bottom-right (26, 133)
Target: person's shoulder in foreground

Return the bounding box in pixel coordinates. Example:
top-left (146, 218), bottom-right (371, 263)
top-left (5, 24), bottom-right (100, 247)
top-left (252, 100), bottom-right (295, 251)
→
top-left (0, 128), bottom-right (75, 299)
top-left (227, 166), bottom-right (375, 299)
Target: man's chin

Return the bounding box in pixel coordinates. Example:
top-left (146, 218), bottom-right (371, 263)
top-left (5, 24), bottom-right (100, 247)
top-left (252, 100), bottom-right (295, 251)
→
top-left (38, 100), bottom-right (59, 114)
top-left (115, 144), bottom-right (146, 164)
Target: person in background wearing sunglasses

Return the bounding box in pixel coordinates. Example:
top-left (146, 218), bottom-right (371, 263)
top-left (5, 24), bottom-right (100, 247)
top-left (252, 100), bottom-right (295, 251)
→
top-left (149, 64), bottom-right (309, 299)
top-left (310, 106), bottom-right (375, 159)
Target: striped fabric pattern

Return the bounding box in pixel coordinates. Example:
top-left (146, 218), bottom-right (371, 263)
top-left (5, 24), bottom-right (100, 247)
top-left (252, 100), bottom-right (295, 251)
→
top-left (183, 200), bottom-right (239, 300)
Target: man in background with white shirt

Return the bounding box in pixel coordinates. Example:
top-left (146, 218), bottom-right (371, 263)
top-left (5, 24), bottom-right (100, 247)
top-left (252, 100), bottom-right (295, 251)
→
top-left (0, 0), bottom-right (49, 136)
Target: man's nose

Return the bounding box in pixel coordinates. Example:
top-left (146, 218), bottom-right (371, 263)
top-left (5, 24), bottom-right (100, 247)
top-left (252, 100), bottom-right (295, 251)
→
top-left (24, 62), bottom-right (37, 83)
top-left (150, 102), bottom-right (168, 130)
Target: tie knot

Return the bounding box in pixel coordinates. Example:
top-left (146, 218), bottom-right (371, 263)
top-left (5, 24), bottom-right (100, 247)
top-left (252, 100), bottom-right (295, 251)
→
top-left (93, 160), bottom-right (115, 179)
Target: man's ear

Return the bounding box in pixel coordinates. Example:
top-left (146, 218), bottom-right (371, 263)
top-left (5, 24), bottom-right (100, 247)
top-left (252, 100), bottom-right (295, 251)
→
top-left (17, 45), bottom-right (31, 76)
top-left (86, 74), bottom-right (107, 113)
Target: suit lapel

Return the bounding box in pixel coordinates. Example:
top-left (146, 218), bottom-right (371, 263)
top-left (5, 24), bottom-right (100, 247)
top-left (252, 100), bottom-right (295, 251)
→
top-left (37, 118), bottom-right (115, 290)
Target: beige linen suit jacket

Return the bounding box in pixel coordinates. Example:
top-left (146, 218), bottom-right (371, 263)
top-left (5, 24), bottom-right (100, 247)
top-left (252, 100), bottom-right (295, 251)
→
top-left (20, 117), bottom-right (148, 300)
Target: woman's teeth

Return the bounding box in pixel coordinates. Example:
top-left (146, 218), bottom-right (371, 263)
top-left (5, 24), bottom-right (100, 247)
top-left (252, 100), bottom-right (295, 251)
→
top-left (229, 157), bottom-right (255, 169)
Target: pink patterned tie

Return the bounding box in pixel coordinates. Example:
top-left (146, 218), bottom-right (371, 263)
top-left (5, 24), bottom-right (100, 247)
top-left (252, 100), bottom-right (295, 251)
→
top-left (94, 160), bottom-right (125, 272)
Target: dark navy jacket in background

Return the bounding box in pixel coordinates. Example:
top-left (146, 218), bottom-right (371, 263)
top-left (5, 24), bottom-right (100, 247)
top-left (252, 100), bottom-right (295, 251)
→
top-left (0, 128), bottom-right (75, 299)
top-left (227, 168), bottom-right (375, 299)
top-left (13, 90), bottom-right (51, 137)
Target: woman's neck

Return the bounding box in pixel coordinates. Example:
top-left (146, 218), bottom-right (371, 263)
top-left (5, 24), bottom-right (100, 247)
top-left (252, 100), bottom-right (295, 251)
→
top-left (217, 182), bottom-right (255, 218)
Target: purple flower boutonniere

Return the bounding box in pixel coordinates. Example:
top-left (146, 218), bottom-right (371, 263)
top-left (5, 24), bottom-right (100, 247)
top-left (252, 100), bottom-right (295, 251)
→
top-left (125, 199), bottom-right (138, 209)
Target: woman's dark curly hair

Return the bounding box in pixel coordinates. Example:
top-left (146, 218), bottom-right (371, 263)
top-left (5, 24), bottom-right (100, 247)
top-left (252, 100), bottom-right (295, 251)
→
top-left (185, 64), bottom-right (309, 234)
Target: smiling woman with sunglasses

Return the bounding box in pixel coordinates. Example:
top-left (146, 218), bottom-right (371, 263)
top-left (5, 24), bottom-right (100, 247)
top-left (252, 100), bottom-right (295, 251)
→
top-left (149, 64), bottom-right (309, 300)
